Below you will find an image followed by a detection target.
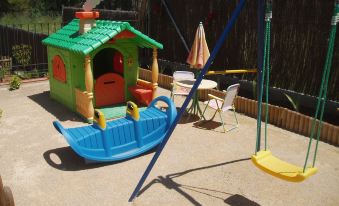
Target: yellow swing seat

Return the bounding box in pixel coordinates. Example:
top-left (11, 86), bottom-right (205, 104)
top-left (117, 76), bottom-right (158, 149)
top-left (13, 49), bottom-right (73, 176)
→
top-left (251, 150), bottom-right (318, 182)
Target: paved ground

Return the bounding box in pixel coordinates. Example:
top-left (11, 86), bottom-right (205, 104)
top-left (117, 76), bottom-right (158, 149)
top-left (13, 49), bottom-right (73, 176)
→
top-left (0, 81), bottom-right (339, 206)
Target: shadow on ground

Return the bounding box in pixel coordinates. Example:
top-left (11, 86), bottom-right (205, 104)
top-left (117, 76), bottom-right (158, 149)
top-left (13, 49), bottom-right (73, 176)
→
top-left (224, 194), bottom-right (260, 206)
top-left (173, 107), bottom-right (201, 124)
top-left (178, 114), bottom-right (201, 124)
top-left (28, 91), bottom-right (82, 122)
top-left (193, 120), bottom-right (223, 130)
top-left (193, 120), bottom-right (238, 133)
top-left (136, 158), bottom-right (258, 206)
top-left (43, 146), bottom-right (157, 171)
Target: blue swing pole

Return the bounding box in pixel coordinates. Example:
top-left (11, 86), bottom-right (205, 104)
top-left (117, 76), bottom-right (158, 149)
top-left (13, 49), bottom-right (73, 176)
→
top-left (129, 0), bottom-right (247, 202)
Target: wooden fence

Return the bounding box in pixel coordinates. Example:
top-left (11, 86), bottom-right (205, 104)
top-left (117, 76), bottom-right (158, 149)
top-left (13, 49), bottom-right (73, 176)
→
top-left (0, 7), bottom-right (142, 74)
top-left (139, 68), bottom-right (339, 146)
top-left (0, 25), bottom-right (48, 72)
top-left (0, 56), bottom-right (12, 69)
top-left (0, 23), bottom-right (62, 35)
top-left (62, 6), bottom-right (139, 26)
top-left (142, 0), bottom-right (338, 102)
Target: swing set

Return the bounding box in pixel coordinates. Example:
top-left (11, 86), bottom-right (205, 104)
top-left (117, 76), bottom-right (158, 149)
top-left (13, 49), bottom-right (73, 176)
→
top-left (252, 0), bottom-right (338, 182)
top-left (129, 0), bottom-right (338, 201)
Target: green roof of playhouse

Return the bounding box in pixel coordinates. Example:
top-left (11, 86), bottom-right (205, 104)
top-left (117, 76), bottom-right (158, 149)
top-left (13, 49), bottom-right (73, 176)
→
top-left (42, 19), bottom-right (163, 55)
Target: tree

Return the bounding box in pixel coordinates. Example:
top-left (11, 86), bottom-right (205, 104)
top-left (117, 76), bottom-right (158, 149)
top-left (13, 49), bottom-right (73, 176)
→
top-left (0, 0), bottom-right (10, 13)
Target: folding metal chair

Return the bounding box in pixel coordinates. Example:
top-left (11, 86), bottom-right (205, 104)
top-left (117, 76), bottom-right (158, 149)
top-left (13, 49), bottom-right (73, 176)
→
top-left (200, 83), bottom-right (240, 132)
top-left (170, 71), bottom-right (195, 102)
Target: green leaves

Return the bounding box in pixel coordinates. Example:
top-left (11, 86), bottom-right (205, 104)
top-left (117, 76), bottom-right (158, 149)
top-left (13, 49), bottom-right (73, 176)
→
top-left (9, 75), bottom-right (21, 91)
top-left (11, 44), bottom-right (32, 68)
top-left (0, 67), bottom-right (5, 82)
top-left (284, 93), bottom-right (300, 112)
top-left (252, 80), bottom-right (257, 99)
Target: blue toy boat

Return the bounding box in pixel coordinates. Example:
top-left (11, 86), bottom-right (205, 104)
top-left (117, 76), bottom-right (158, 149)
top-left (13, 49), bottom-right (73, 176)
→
top-left (53, 96), bottom-right (177, 162)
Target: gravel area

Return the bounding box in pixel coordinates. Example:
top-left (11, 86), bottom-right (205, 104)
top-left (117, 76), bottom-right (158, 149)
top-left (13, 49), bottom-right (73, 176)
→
top-left (0, 81), bottom-right (338, 206)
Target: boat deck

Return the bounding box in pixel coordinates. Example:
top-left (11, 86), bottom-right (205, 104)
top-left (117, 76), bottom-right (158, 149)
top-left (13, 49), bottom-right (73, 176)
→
top-left (97, 104), bottom-right (146, 120)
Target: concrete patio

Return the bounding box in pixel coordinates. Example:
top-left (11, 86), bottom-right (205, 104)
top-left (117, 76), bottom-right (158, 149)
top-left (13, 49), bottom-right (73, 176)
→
top-left (0, 81), bottom-right (338, 206)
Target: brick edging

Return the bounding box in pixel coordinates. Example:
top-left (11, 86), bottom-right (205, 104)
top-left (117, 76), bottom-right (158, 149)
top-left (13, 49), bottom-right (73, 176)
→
top-left (139, 68), bottom-right (339, 146)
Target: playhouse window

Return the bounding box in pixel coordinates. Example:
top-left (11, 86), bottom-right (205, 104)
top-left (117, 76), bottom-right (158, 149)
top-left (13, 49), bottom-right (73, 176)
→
top-left (52, 55), bottom-right (66, 83)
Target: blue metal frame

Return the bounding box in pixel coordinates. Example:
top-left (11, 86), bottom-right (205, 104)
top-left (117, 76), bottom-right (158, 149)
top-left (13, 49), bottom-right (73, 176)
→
top-left (129, 0), bottom-right (247, 201)
top-left (160, 0), bottom-right (190, 53)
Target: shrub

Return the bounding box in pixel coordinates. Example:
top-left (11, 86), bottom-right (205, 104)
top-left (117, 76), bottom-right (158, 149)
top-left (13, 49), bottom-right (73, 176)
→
top-left (31, 68), bottom-right (39, 78)
top-left (0, 66), bottom-right (4, 82)
top-left (9, 75), bottom-right (21, 91)
top-left (12, 45), bottom-right (32, 70)
top-left (14, 70), bottom-right (30, 79)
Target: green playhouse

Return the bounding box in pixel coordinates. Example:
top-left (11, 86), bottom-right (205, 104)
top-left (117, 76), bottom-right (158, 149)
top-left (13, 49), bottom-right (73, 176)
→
top-left (42, 11), bottom-right (163, 122)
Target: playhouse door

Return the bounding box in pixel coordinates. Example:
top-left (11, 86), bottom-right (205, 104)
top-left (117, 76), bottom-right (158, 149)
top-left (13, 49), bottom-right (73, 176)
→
top-left (95, 73), bottom-right (125, 107)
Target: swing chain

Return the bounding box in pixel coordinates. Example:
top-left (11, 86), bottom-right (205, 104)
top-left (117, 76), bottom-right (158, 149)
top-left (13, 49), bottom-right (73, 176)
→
top-left (333, 1), bottom-right (339, 25)
top-left (265, 0), bottom-right (272, 21)
top-left (303, 0), bottom-right (338, 172)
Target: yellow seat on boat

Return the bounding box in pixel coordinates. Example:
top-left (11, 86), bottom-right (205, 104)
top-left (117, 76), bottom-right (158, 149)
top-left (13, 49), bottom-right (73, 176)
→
top-left (251, 150), bottom-right (318, 182)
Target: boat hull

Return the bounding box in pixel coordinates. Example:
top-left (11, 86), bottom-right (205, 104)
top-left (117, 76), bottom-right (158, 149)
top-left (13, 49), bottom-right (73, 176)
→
top-left (53, 96), bottom-right (177, 162)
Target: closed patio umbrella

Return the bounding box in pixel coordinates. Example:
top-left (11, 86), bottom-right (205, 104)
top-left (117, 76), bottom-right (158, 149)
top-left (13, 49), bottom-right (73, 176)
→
top-left (184, 22), bottom-right (211, 117)
top-left (186, 22), bottom-right (210, 70)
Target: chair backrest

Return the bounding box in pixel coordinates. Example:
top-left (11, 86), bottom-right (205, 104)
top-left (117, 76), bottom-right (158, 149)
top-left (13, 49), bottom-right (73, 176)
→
top-left (173, 71), bottom-right (195, 81)
top-left (223, 83), bottom-right (240, 109)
